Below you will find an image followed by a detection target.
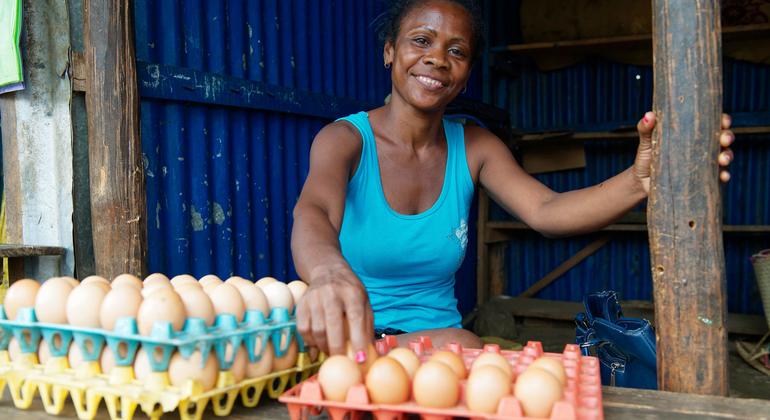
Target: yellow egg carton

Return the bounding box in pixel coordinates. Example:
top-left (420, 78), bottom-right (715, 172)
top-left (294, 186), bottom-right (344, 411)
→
top-left (0, 348), bottom-right (324, 420)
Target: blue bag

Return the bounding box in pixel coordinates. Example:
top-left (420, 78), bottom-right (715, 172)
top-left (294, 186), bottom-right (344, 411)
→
top-left (575, 291), bottom-right (658, 389)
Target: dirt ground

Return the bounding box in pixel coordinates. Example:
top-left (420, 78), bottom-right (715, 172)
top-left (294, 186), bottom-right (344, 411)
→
top-left (513, 318), bottom-right (770, 400)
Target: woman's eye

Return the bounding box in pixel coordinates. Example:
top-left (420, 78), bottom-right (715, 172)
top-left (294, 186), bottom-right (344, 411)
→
top-left (413, 37), bottom-right (429, 46)
top-left (449, 48), bottom-right (466, 57)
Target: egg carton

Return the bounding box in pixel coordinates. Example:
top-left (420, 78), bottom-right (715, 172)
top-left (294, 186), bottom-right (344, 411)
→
top-left (0, 305), bottom-right (301, 371)
top-left (0, 346), bottom-right (324, 420)
top-left (279, 339), bottom-right (603, 420)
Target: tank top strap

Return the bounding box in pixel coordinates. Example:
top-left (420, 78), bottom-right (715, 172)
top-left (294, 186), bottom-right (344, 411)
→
top-left (336, 111), bottom-right (377, 191)
top-left (442, 117), bottom-right (474, 192)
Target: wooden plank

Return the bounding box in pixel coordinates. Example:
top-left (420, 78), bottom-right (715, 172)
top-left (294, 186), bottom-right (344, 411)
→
top-left (0, 96), bottom-right (23, 245)
top-left (486, 222), bottom-right (770, 238)
top-left (489, 297), bottom-right (768, 337)
top-left (519, 234), bottom-right (612, 298)
top-left (650, 0), bottom-right (728, 395)
top-left (488, 243), bottom-right (507, 297)
top-left (71, 51), bottom-right (86, 92)
top-left (0, 245), bottom-right (66, 258)
top-left (84, 0), bottom-right (147, 279)
top-left (518, 125), bottom-right (770, 142)
top-left (476, 189), bottom-right (491, 305)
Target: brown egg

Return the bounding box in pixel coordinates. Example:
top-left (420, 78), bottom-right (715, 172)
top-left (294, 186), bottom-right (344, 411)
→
top-left (136, 288), bottom-right (186, 336)
top-left (254, 276), bottom-right (278, 289)
top-left (38, 339), bottom-right (52, 365)
top-left (111, 273), bottom-right (143, 290)
top-left (208, 283), bottom-right (245, 322)
top-left (230, 346), bottom-right (248, 383)
top-left (170, 274), bottom-right (199, 289)
top-left (529, 357), bottom-right (567, 386)
top-left (168, 351), bottom-right (219, 391)
top-left (346, 342), bottom-right (379, 375)
top-left (198, 274), bottom-right (222, 288)
top-left (68, 341), bottom-right (85, 369)
top-left (429, 350), bottom-right (467, 379)
top-left (246, 341), bottom-right (275, 378)
top-left (318, 355), bottom-right (362, 402)
top-left (66, 283), bottom-right (110, 327)
top-left (35, 277), bottom-right (74, 324)
top-left (100, 286), bottom-right (143, 330)
top-left (514, 367), bottom-right (564, 418)
top-left (101, 346), bottom-right (116, 374)
top-left (412, 361), bottom-right (460, 408)
top-left (8, 337), bottom-right (22, 361)
top-left (232, 282), bottom-right (269, 317)
top-left (176, 286), bottom-right (216, 326)
top-left (387, 347), bottom-right (421, 379)
top-left (466, 365), bottom-right (512, 413)
top-left (225, 276), bottom-right (249, 286)
top-left (202, 284), bottom-right (219, 295)
top-left (133, 348), bottom-right (152, 381)
top-left (82, 275), bottom-right (110, 286)
top-left (261, 281), bottom-right (294, 311)
top-left (365, 356), bottom-right (410, 404)
top-left (273, 339), bottom-right (299, 371)
top-left (286, 280), bottom-right (308, 305)
top-left (471, 352), bottom-right (513, 379)
top-left (144, 272), bottom-right (170, 285)
top-left (142, 274), bottom-right (173, 297)
top-left (63, 277), bottom-right (80, 287)
top-left (4, 279), bottom-right (41, 320)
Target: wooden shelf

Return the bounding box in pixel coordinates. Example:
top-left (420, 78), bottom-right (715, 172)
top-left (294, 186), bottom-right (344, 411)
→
top-left (490, 23), bottom-right (770, 54)
top-left (516, 125), bottom-right (770, 143)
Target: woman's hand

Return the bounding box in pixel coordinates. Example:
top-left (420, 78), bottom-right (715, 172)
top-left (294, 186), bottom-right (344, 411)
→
top-left (633, 111), bottom-right (735, 194)
top-left (295, 263), bottom-right (374, 357)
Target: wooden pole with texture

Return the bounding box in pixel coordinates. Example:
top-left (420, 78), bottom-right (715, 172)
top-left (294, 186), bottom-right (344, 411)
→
top-left (84, 0), bottom-right (147, 279)
top-left (649, 0), bottom-right (728, 395)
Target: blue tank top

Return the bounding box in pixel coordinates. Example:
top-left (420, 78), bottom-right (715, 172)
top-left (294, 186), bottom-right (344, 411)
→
top-left (337, 111), bottom-right (474, 332)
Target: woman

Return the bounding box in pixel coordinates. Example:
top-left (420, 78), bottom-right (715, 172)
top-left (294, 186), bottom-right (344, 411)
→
top-left (291, 0), bottom-right (734, 363)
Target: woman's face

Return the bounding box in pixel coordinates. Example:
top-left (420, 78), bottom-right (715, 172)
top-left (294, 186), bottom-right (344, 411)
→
top-left (385, 0), bottom-right (474, 112)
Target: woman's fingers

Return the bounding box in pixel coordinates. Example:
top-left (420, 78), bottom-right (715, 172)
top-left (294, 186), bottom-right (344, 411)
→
top-left (720, 170), bottom-right (731, 183)
top-left (342, 289), bottom-right (372, 361)
top-left (722, 113), bottom-right (732, 130)
top-left (324, 296), bottom-right (347, 356)
top-left (296, 299), bottom-right (315, 348)
top-left (309, 298), bottom-right (329, 354)
top-left (718, 150), bottom-right (733, 166)
top-left (720, 130), bottom-right (734, 148)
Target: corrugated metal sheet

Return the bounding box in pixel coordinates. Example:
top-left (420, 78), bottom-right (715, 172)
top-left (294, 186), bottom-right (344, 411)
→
top-left (133, 0), bottom-right (390, 281)
top-left (492, 57), bottom-right (770, 314)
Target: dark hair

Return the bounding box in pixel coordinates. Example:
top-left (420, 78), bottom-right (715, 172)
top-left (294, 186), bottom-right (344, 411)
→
top-left (373, 0), bottom-right (485, 63)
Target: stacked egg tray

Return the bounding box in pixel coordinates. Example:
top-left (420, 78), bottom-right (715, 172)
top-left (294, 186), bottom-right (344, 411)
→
top-left (0, 305), bottom-right (324, 420)
top-left (280, 337), bottom-right (603, 420)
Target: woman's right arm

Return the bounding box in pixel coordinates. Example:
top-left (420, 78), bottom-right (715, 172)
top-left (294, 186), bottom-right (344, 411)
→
top-left (291, 122), bottom-right (374, 357)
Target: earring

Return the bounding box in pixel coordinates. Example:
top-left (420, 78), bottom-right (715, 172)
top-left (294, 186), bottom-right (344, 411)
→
top-left (384, 62), bottom-right (391, 69)
top-left (462, 85), bottom-right (467, 94)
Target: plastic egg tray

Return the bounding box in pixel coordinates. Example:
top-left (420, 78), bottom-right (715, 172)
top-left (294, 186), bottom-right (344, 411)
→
top-left (0, 305), bottom-right (324, 420)
top-left (279, 337), bottom-right (604, 420)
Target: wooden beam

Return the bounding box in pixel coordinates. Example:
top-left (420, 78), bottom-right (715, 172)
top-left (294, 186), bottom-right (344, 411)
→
top-left (650, 0), bottom-right (727, 395)
top-left (70, 51), bottom-right (86, 92)
top-left (488, 243), bottom-right (507, 297)
top-left (519, 234), bottom-right (612, 298)
top-left (84, 0), bottom-right (146, 279)
top-left (476, 189), bottom-right (491, 305)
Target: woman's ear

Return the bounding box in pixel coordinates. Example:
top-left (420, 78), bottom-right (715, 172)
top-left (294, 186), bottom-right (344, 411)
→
top-left (383, 41), bottom-right (394, 68)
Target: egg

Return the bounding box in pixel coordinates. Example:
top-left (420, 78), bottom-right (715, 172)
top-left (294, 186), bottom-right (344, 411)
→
top-left (365, 356), bottom-right (410, 404)
top-left (136, 288), bottom-right (186, 336)
top-left (101, 346), bottom-right (116, 374)
top-left (38, 339), bottom-right (52, 365)
top-left (111, 273), bottom-right (143, 290)
top-left (199, 274), bottom-right (222, 288)
top-left (246, 341), bottom-right (275, 378)
top-left (203, 284), bottom-right (219, 295)
top-left (318, 355), bottom-right (363, 402)
top-left (466, 365), bottom-right (512, 413)
top-left (62, 277), bottom-right (80, 287)
top-left (387, 347), bottom-right (421, 379)
top-left (261, 281), bottom-right (294, 311)
top-left (144, 272), bottom-right (170, 285)
top-left (230, 346), bottom-right (248, 383)
top-left (308, 346), bottom-right (320, 363)
top-left (286, 280), bottom-right (308, 304)
top-left (273, 339), bottom-right (299, 371)
top-left (100, 286), bottom-right (143, 330)
top-left (176, 286), bottom-right (216, 326)
top-left (34, 277), bottom-right (74, 324)
top-left (412, 361), bottom-right (460, 408)
top-left (232, 282), bottom-right (269, 317)
top-left (8, 337), bottom-right (22, 361)
top-left (170, 274), bottom-right (199, 289)
top-left (514, 367), bottom-right (564, 418)
top-left (68, 341), bottom-right (85, 369)
top-left (66, 283), bottom-right (110, 327)
top-left (346, 342), bottom-right (379, 375)
top-left (255, 276), bottom-right (278, 289)
top-left (133, 348), bottom-right (152, 381)
top-left (4, 279), bottom-right (41, 320)
top-left (142, 274), bottom-right (173, 297)
top-left (428, 350), bottom-right (467, 379)
top-left (168, 350), bottom-right (219, 391)
top-left (528, 356), bottom-right (567, 386)
top-left (82, 275), bottom-right (110, 286)
top-left (225, 276), bottom-right (249, 286)
top-left (471, 352), bottom-right (513, 379)
top-left (208, 283), bottom-right (245, 322)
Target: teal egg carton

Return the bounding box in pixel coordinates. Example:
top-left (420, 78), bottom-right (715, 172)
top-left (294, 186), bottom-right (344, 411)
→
top-left (0, 305), bottom-right (301, 371)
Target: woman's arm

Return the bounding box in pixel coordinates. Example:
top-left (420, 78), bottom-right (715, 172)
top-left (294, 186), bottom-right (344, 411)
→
top-left (291, 122), bottom-right (373, 357)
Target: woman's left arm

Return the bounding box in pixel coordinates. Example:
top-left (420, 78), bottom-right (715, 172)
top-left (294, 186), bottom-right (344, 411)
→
top-left (475, 112), bottom-right (734, 238)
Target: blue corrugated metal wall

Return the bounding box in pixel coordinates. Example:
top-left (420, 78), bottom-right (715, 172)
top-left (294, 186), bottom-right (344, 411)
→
top-left (492, 57), bottom-right (770, 315)
top-left (133, 0), bottom-right (390, 281)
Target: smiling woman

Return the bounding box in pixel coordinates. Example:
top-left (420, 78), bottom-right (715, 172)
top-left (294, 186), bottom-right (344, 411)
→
top-left (289, 0), bottom-right (735, 364)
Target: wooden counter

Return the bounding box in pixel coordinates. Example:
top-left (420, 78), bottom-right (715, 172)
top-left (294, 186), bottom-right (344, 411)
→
top-left (2, 386), bottom-right (769, 419)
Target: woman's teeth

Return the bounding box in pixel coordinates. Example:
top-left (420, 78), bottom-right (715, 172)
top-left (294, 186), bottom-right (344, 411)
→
top-left (416, 75), bottom-right (444, 89)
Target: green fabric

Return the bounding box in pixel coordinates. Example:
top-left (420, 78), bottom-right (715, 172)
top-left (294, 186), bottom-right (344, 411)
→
top-left (0, 0), bottom-right (23, 90)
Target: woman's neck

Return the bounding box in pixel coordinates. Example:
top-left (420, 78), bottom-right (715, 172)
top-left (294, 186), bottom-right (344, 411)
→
top-left (373, 96), bottom-right (445, 151)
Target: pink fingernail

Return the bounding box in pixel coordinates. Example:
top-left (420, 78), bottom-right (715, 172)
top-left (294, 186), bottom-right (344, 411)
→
top-left (355, 350), bottom-right (366, 364)
top-left (643, 116), bottom-right (649, 123)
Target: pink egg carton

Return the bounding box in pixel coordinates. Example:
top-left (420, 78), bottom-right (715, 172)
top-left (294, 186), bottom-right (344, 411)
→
top-left (279, 337), bottom-right (603, 420)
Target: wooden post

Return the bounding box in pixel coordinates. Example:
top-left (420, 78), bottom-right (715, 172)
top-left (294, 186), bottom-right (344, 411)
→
top-left (84, 0), bottom-right (146, 278)
top-left (649, 0), bottom-right (728, 395)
